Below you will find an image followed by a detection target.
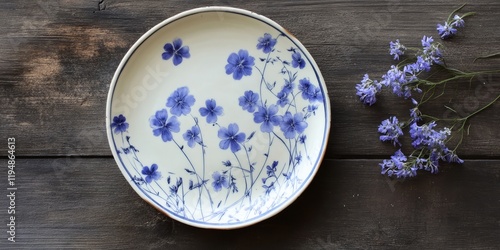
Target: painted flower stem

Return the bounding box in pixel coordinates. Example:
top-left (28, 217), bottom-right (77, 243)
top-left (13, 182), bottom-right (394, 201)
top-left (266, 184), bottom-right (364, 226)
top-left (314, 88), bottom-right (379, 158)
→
top-left (232, 151), bottom-right (250, 203)
top-left (272, 131), bottom-right (293, 165)
top-left (172, 138), bottom-right (214, 213)
top-left (250, 133), bottom-right (273, 187)
top-left (190, 115), bottom-right (209, 214)
top-left (257, 52), bottom-right (272, 107)
top-left (242, 144), bottom-right (255, 198)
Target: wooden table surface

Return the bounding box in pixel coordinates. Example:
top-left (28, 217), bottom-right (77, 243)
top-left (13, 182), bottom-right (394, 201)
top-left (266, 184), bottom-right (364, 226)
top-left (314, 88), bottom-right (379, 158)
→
top-left (1, 0), bottom-right (499, 249)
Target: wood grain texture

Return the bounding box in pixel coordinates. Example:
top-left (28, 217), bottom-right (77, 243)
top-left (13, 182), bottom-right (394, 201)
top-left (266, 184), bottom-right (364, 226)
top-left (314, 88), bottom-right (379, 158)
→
top-left (1, 0), bottom-right (500, 248)
top-left (0, 0), bottom-right (499, 157)
top-left (0, 158), bottom-right (498, 249)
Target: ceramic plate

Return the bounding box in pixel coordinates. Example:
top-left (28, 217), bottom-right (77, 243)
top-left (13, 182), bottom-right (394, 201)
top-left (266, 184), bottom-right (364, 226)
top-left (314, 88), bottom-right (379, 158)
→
top-left (106, 6), bottom-right (330, 229)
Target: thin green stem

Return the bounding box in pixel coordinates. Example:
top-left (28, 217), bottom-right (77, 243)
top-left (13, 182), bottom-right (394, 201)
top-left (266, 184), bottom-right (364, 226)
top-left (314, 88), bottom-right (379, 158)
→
top-left (447, 3), bottom-right (467, 23)
top-left (474, 52), bottom-right (500, 62)
top-left (460, 94), bottom-right (500, 121)
top-left (419, 70), bottom-right (500, 86)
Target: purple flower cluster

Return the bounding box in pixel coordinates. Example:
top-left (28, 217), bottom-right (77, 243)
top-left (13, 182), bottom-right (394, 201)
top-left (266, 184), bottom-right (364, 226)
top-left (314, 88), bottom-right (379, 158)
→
top-left (378, 119), bottom-right (463, 178)
top-left (437, 15), bottom-right (465, 39)
top-left (421, 36), bottom-right (442, 65)
top-left (355, 74), bottom-right (381, 106)
top-left (356, 36), bottom-right (442, 105)
top-left (380, 149), bottom-right (417, 178)
top-left (366, 6), bottom-right (472, 178)
top-left (389, 39), bottom-right (406, 60)
top-left (378, 116), bottom-right (403, 146)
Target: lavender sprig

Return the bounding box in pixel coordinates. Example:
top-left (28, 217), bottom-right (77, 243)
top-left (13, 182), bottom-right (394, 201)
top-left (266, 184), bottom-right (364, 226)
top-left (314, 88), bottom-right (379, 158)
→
top-left (356, 4), bottom-right (500, 178)
top-left (437, 3), bottom-right (475, 39)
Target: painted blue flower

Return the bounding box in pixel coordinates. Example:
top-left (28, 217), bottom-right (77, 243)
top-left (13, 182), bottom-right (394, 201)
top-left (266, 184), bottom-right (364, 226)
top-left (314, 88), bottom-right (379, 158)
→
top-left (149, 109), bottom-right (180, 142)
top-left (212, 171), bottom-right (229, 192)
top-left (182, 126), bottom-right (201, 148)
top-left (141, 164), bottom-right (161, 183)
top-left (238, 90), bottom-right (259, 113)
top-left (170, 177), bottom-right (183, 194)
top-left (298, 78), bottom-right (323, 102)
top-left (276, 91), bottom-right (289, 107)
top-left (266, 161), bottom-right (278, 177)
top-left (225, 49), bottom-right (255, 80)
top-left (279, 112), bottom-right (308, 139)
top-left (307, 105), bottom-right (318, 114)
top-left (253, 104), bottom-right (282, 133)
top-left (218, 123), bottom-right (246, 153)
top-left (263, 182), bottom-right (275, 195)
top-left (111, 114), bottom-right (129, 134)
top-left (199, 99), bottom-right (223, 123)
top-left (257, 33), bottom-right (277, 54)
top-left (379, 66), bottom-right (413, 99)
top-left (166, 86), bottom-right (196, 116)
top-left (162, 38), bottom-right (190, 66)
top-left (291, 52), bottom-right (306, 69)
top-left (299, 135), bottom-right (307, 144)
top-left (295, 153), bottom-right (302, 164)
top-left (308, 86), bottom-right (323, 102)
top-left (298, 78), bottom-right (312, 96)
top-left (282, 79), bottom-right (295, 94)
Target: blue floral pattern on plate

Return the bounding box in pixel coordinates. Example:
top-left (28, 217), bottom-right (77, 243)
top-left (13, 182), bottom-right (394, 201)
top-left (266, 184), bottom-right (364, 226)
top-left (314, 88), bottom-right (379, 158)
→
top-left (162, 38), bottom-right (190, 66)
top-left (107, 8), bottom-right (329, 229)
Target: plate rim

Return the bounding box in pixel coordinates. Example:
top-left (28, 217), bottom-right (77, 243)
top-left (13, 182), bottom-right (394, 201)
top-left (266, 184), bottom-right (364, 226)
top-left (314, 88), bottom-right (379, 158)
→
top-left (106, 6), bottom-right (331, 229)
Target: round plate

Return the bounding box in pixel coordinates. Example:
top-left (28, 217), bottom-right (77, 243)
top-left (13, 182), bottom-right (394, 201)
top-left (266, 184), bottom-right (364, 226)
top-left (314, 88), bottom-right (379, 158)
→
top-left (106, 6), bottom-right (330, 229)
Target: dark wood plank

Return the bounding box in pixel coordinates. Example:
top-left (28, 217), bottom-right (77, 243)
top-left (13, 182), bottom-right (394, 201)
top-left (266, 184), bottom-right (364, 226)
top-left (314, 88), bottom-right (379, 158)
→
top-left (1, 158), bottom-right (498, 248)
top-left (1, 0), bottom-right (499, 157)
top-left (1, 1), bottom-right (499, 249)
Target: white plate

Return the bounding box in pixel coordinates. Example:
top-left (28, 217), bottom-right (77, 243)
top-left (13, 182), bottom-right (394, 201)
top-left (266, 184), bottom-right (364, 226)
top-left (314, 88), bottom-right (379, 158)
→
top-left (106, 6), bottom-right (330, 229)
